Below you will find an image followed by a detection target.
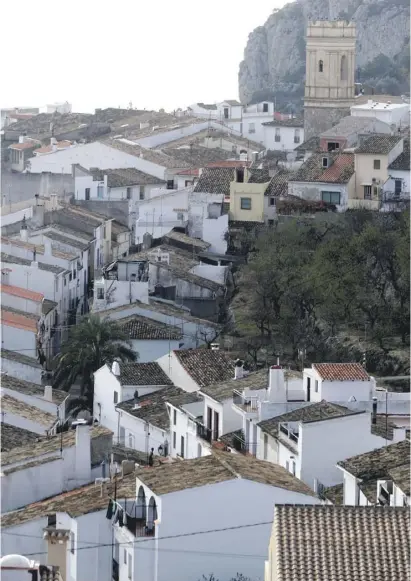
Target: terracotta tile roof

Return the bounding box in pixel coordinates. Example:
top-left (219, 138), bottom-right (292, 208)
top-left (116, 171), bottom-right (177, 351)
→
top-left (263, 118), bottom-right (304, 128)
top-left (1, 425), bottom-right (113, 466)
top-left (265, 169), bottom-right (293, 197)
top-left (294, 136), bottom-right (321, 152)
top-left (174, 348), bottom-right (234, 387)
top-left (135, 450), bottom-right (317, 497)
top-left (1, 348), bottom-right (43, 368)
top-left (118, 362), bottom-right (173, 386)
top-left (1, 393), bottom-right (57, 429)
top-left (355, 134), bottom-right (403, 154)
top-left (1, 252), bottom-right (66, 275)
top-left (99, 138), bottom-right (191, 169)
top-left (1, 423), bottom-right (41, 452)
top-left (388, 464), bottom-right (410, 496)
top-left (312, 362), bottom-right (370, 381)
top-left (290, 153), bottom-right (355, 184)
top-left (337, 440), bottom-right (410, 483)
top-left (34, 141), bottom-right (72, 154)
top-left (2, 375), bottom-right (67, 405)
top-left (193, 167), bottom-right (235, 195)
top-left (272, 505), bottom-right (410, 581)
top-left (388, 140), bottom-right (410, 170)
top-left (321, 482), bottom-right (343, 505)
top-left (0, 283), bottom-right (44, 302)
top-left (1, 470), bottom-right (135, 529)
top-left (258, 401), bottom-right (363, 437)
top-left (1, 307), bottom-right (38, 332)
top-left (218, 429), bottom-right (244, 449)
top-left (117, 386), bottom-right (199, 430)
top-left (120, 314), bottom-right (182, 340)
top-left (163, 230), bottom-right (211, 252)
top-left (164, 146), bottom-right (233, 167)
top-left (8, 141), bottom-right (40, 151)
top-left (201, 368), bottom-right (268, 402)
top-left (176, 168), bottom-right (200, 176)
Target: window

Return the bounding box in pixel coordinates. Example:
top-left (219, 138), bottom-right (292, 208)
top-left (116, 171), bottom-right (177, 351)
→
top-left (85, 188), bottom-right (90, 201)
top-left (340, 55), bottom-right (348, 81)
top-left (73, 269), bottom-right (76, 279)
top-left (185, 180), bottom-right (191, 187)
top-left (167, 180), bottom-right (174, 190)
top-left (263, 434), bottom-right (268, 460)
top-left (322, 157), bottom-right (329, 168)
top-left (327, 142), bottom-right (340, 152)
top-left (275, 128), bottom-right (281, 142)
top-left (240, 197), bottom-right (252, 210)
top-left (69, 272), bottom-right (72, 282)
top-left (173, 409), bottom-right (177, 425)
top-left (269, 197), bottom-right (276, 206)
top-left (321, 191), bottom-right (341, 205)
top-left (319, 60), bottom-right (324, 73)
top-left (268, 219), bottom-right (274, 227)
top-left (236, 168), bottom-right (244, 183)
top-left (223, 107), bottom-right (229, 119)
top-left (314, 380), bottom-right (319, 393)
top-left (70, 532), bottom-right (75, 554)
top-left (364, 185), bottom-right (372, 200)
top-left (173, 431), bottom-right (176, 448)
top-left (139, 186), bottom-right (145, 200)
top-left (126, 187), bottom-right (132, 200)
top-left (1, 270), bottom-right (9, 285)
top-left (97, 185), bottom-right (104, 199)
top-left (180, 435), bottom-right (185, 458)
top-left (128, 433), bottom-right (134, 448)
top-left (48, 515), bottom-right (56, 527)
top-left (128, 554), bottom-right (132, 580)
top-left (177, 212), bottom-right (184, 221)
top-left (374, 159), bottom-right (381, 170)
top-left (285, 460), bottom-right (290, 471)
top-left (292, 461), bottom-right (296, 476)
top-left (294, 129), bottom-right (300, 144)
top-left (394, 179), bottom-right (402, 195)
top-left (55, 278), bottom-right (59, 292)
top-left (97, 248), bottom-right (100, 266)
top-left (263, 103), bottom-right (269, 113)
top-left (248, 123), bottom-right (255, 134)
top-left (64, 277), bottom-right (67, 286)
top-left (113, 391), bottom-right (118, 404)
top-left (97, 287), bottom-right (104, 300)
top-left (124, 549), bottom-right (127, 565)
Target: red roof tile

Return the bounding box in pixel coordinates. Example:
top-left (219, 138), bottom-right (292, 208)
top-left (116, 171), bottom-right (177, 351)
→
top-left (8, 141), bottom-right (40, 151)
top-left (1, 309), bottom-right (38, 332)
top-left (0, 284), bottom-right (44, 303)
top-left (313, 363), bottom-right (370, 382)
top-left (319, 153), bottom-right (355, 183)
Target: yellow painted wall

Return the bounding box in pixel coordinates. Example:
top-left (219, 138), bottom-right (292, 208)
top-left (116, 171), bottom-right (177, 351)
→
top-left (229, 180), bottom-right (268, 222)
top-left (353, 153), bottom-right (389, 199)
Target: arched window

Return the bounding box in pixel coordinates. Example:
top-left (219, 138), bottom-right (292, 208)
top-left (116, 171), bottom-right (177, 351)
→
top-left (136, 486), bottom-right (147, 520)
top-left (340, 55), bottom-right (348, 81)
top-left (148, 497), bottom-right (158, 529)
top-left (319, 60), bottom-right (324, 73)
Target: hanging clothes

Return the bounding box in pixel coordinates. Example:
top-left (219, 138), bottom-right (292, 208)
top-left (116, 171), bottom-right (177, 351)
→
top-left (106, 500), bottom-right (114, 520)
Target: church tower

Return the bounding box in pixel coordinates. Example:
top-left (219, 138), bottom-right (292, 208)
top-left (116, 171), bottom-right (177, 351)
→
top-left (304, 20), bottom-right (356, 140)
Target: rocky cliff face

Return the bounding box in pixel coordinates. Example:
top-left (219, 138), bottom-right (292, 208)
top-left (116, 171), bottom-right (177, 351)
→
top-left (239, 0), bottom-right (410, 109)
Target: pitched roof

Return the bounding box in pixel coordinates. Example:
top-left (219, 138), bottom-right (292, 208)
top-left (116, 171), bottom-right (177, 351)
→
top-left (193, 167), bottom-right (235, 195)
top-left (120, 315), bottom-right (182, 340)
top-left (258, 401), bottom-right (362, 437)
top-left (312, 362), bottom-right (370, 381)
top-left (41, 229), bottom-right (90, 250)
top-left (1, 252), bottom-right (66, 274)
top-left (388, 140), bottom-right (410, 171)
top-left (265, 169), bottom-right (293, 197)
top-left (34, 141), bottom-right (72, 154)
top-left (135, 450), bottom-right (317, 496)
top-left (99, 138), bottom-right (191, 169)
top-left (117, 386), bottom-right (199, 430)
top-left (272, 505), bottom-right (410, 581)
top-left (289, 153), bottom-right (355, 184)
top-left (164, 146), bottom-right (233, 167)
top-left (1, 470), bottom-right (135, 529)
top-left (337, 440), bottom-right (410, 482)
top-left (0, 283), bottom-right (44, 302)
top-left (1, 425), bottom-right (113, 466)
top-left (196, 103), bottom-right (217, 110)
top-left (1, 348), bottom-right (43, 368)
top-left (321, 482), bottom-right (344, 505)
top-left (388, 464), bottom-right (410, 496)
top-left (173, 348), bottom-right (233, 387)
top-left (163, 230), bottom-right (211, 252)
top-left (1, 375), bottom-right (67, 405)
top-left (355, 135), bottom-right (403, 155)
top-left (201, 368), bottom-right (268, 402)
top-left (223, 100), bottom-right (241, 106)
top-left (1, 393), bottom-right (57, 429)
top-left (263, 118), bottom-right (304, 128)
top-left (320, 116), bottom-right (389, 138)
top-left (118, 362), bottom-right (173, 386)
top-left (9, 141), bottom-right (40, 151)
top-left (89, 167), bottom-right (164, 187)
top-left (294, 136), bottom-right (321, 152)
top-left (1, 307), bottom-right (39, 332)
top-left (1, 423), bottom-right (41, 452)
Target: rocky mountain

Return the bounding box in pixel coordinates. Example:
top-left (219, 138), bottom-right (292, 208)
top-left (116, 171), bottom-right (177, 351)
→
top-left (239, 0), bottom-right (410, 112)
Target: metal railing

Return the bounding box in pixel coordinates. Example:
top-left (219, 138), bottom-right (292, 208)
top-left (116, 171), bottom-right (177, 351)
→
top-left (232, 390), bottom-right (259, 412)
top-left (125, 515), bottom-right (155, 537)
top-left (196, 421), bottom-right (212, 443)
top-left (279, 424), bottom-right (299, 443)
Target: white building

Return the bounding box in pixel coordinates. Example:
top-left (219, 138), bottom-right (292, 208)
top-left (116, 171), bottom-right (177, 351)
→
top-left (337, 439), bottom-right (409, 507)
top-left (262, 119), bottom-right (304, 152)
top-left (1, 348), bottom-right (44, 384)
top-left (381, 145), bottom-right (410, 211)
top-left (92, 258), bottom-right (149, 312)
top-left (1, 376), bottom-right (68, 421)
top-left (93, 361), bottom-right (174, 437)
top-left (0, 393), bottom-right (58, 436)
top-left (46, 102), bottom-right (72, 114)
top-left (350, 99), bottom-right (410, 127)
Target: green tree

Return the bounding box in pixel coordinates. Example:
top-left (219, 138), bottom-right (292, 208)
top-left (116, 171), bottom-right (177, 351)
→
top-left (53, 315), bottom-right (137, 416)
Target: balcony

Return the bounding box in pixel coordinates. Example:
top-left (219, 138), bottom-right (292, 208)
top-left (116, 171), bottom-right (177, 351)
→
top-left (112, 559), bottom-right (119, 581)
top-left (196, 421), bottom-right (212, 443)
top-left (125, 515), bottom-right (155, 537)
top-left (279, 424), bottom-right (299, 447)
top-left (233, 390), bottom-right (259, 413)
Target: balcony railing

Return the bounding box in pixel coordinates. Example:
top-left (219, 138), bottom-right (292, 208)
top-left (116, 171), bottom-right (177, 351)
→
top-left (378, 486), bottom-right (390, 506)
top-left (125, 515), bottom-right (155, 537)
top-left (196, 421), bottom-right (212, 443)
top-left (382, 191), bottom-right (410, 203)
top-left (279, 424), bottom-right (299, 444)
top-left (112, 559), bottom-right (119, 581)
top-left (233, 390), bottom-right (259, 412)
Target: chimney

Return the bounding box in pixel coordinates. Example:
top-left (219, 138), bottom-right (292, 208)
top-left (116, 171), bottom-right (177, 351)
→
top-left (49, 193), bottom-right (58, 210)
top-left (268, 365), bottom-right (286, 402)
top-left (121, 460), bottom-right (135, 476)
top-left (75, 424), bottom-right (91, 483)
top-left (20, 215), bottom-right (28, 242)
top-left (234, 359), bottom-right (244, 380)
top-left (371, 397), bottom-right (378, 425)
top-left (392, 426), bottom-right (406, 442)
top-left (112, 361), bottom-right (120, 376)
top-left (44, 237), bottom-right (52, 256)
top-left (19, 135), bottom-right (25, 144)
top-left (44, 385), bottom-right (53, 401)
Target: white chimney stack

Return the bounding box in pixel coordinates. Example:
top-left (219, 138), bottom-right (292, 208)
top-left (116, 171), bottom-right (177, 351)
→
top-left (112, 361), bottom-right (120, 376)
top-left (75, 423), bottom-right (91, 483)
top-left (44, 385), bottom-right (53, 401)
top-left (234, 359), bottom-right (244, 380)
top-left (268, 365), bottom-right (286, 402)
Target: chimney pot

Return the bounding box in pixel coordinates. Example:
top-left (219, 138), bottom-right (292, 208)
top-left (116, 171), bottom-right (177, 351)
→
top-left (44, 385), bottom-right (53, 401)
top-left (112, 361), bottom-right (120, 376)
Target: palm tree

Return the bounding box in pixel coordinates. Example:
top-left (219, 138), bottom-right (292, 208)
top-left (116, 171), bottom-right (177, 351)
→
top-left (53, 315), bottom-right (137, 417)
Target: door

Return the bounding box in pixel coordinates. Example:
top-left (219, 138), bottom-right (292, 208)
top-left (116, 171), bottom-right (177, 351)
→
top-left (119, 427), bottom-right (125, 445)
top-left (207, 407), bottom-right (212, 430)
top-left (180, 435), bottom-right (185, 458)
top-left (307, 377), bottom-right (311, 402)
top-left (213, 411), bottom-right (219, 440)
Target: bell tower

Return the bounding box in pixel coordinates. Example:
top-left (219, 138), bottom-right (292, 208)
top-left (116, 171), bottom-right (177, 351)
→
top-left (304, 20), bottom-right (356, 140)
